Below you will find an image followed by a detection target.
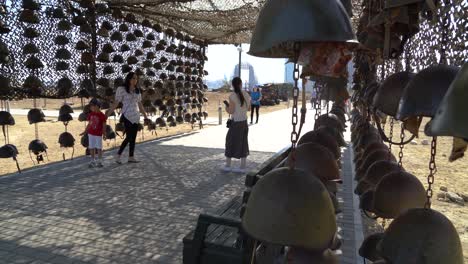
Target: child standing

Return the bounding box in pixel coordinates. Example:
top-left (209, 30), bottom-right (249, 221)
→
top-left (81, 98), bottom-right (107, 168)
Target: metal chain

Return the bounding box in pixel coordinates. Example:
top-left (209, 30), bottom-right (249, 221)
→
top-left (398, 123), bottom-right (405, 166)
top-left (439, 0), bottom-right (450, 65)
top-left (33, 98), bottom-right (38, 140)
top-left (289, 42), bottom-right (301, 169)
top-left (314, 83), bottom-right (320, 121)
top-left (388, 117), bottom-right (394, 152)
top-left (425, 137), bottom-right (438, 208)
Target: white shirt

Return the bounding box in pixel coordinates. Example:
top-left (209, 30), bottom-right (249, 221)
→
top-left (115, 86), bottom-right (142, 124)
top-left (229, 91), bottom-right (251, 122)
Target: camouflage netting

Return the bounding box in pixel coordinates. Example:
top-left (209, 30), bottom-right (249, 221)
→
top-left (0, 0), bottom-right (209, 105)
top-left (351, 0), bottom-right (468, 98)
top-left (107, 0), bottom-right (266, 44)
top-left (1, 0), bottom-right (467, 101)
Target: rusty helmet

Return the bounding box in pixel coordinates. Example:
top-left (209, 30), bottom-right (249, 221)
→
top-left (320, 77), bottom-right (350, 103)
top-left (363, 160), bottom-right (401, 186)
top-left (372, 171), bottom-right (426, 218)
top-left (317, 125), bottom-right (347, 147)
top-left (329, 108), bottom-right (346, 125)
top-left (356, 149), bottom-right (396, 181)
top-left (329, 192), bottom-right (341, 215)
top-left (286, 248), bottom-right (339, 264)
top-left (425, 62), bottom-right (468, 140)
top-left (314, 113), bottom-right (345, 132)
top-left (379, 208), bottom-right (464, 264)
top-left (354, 141), bottom-right (389, 165)
top-left (359, 190), bottom-right (375, 213)
top-left (293, 142), bottom-right (341, 183)
top-left (362, 82), bottom-right (380, 107)
top-left (397, 65), bottom-right (460, 120)
top-left (242, 167), bottom-right (337, 250)
top-left (359, 233), bottom-right (384, 262)
top-left (373, 71), bottom-right (416, 117)
top-left (355, 179), bottom-right (372, 196)
top-left (248, 0), bottom-right (355, 58)
top-left (354, 130), bottom-right (382, 156)
top-left (298, 129), bottom-right (340, 159)
top-left (355, 160), bottom-right (401, 195)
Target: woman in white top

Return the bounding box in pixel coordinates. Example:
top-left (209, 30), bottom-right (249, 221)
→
top-left (223, 77), bottom-right (251, 173)
top-left (107, 72), bottom-right (148, 164)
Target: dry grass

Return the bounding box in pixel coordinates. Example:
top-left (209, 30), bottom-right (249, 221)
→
top-left (0, 91), bottom-right (289, 176)
top-left (379, 117), bottom-right (468, 260)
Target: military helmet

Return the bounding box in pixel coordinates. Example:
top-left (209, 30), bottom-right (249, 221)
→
top-left (58, 113), bottom-right (73, 123)
top-left (80, 134), bottom-right (88, 148)
top-left (317, 125), bottom-right (346, 147)
top-left (105, 125), bottom-right (116, 140)
top-left (248, 0), bottom-right (355, 58)
top-left (0, 144), bottom-right (18, 159)
top-left (242, 167), bottom-right (337, 250)
top-left (380, 208), bottom-right (463, 264)
top-left (298, 129), bottom-right (340, 159)
top-left (293, 142), bottom-right (341, 183)
top-left (359, 233), bottom-right (384, 262)
top-left (359, 190), bottom-right (375, 213)
top-left (27, 108), bottom-right (45, 124)
top-left (354, 142), bottom-right (389, 165)
top-left (314, 113), bottom-right (345, 132)
top-left (372, 171), bottom-right (426, 218)
top-left (397, 65), bottom-right (460, 120)
top-left (363, 160), bottom-right (401, 186)
top-left (373, 71), bottom-right (415, 116)
top-left (285, 248), bottom-right (339, 264)
top-left (0, 111), bottom-right (15, 126)
top-left (58, 132), bottom-right (75, 148)
top-left (354, 179), bottom-right (372, 196)
top-left (425, 62), bottom-right (468, 140)
top-left (356, 149), bottom-right (396, 181)
top-left (59, 104), bottom-right (74, 116)
top-left (28, 139), bottom-right (47, 155)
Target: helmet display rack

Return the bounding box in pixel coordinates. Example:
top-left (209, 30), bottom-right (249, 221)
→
top-left (352, 0), bottom-right (465, 262)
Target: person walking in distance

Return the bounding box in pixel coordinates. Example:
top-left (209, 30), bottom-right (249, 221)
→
top-left (106, 72), bottom-right (149, 164)
top-left (81, 98), bottom-right (107, 168)
top-left (223, 77), bottom-right (251, 173)
top-left (250, 86), bottom-right (262, 124)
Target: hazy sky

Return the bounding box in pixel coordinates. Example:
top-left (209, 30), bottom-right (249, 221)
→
top-left (204, 44), bottom-right (287, 84)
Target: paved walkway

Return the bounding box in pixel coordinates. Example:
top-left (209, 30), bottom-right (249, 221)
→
top-left (0, 106), bottom-right (363, 264)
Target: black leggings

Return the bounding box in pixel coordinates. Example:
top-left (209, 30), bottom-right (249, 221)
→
top-left (118, 116), bottom-right (139, 157)
top-left (250, 105), bottom-right (260, 123)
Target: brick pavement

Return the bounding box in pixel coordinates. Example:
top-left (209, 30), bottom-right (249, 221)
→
top-left (0, 107), bottom-right (364, 264)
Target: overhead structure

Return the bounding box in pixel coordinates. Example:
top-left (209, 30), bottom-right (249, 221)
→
top-left (105, 0), bottom-right (363, 44)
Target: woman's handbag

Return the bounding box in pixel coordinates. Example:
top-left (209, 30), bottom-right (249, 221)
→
top-left (226, 115), bottom-right (233, 128)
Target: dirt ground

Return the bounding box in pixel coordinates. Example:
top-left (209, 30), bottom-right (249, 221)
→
top-left (0, 91), bottom-right (289, 176)
top-left (377, 117), bottom-right (468, 261)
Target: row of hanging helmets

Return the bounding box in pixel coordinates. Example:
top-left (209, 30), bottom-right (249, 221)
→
top-left (351, 0), bottom-right (466, 263)
top-left (237, 0), bottom-right (357, 262)
top-left (237, 0), bottom-right (466, 262)
top-left (0, 0), bottom-right (210, 171)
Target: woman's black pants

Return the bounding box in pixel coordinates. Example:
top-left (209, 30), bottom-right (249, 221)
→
top-left (118, 116), bottom-right (139, 157)
top-left (250, 105), bottom-right (260, 123)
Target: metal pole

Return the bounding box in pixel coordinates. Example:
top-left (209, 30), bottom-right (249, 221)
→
top-left (218, 100), bottom-right (222, 125)
top-left (238, 44), bottom-right (242, 78)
